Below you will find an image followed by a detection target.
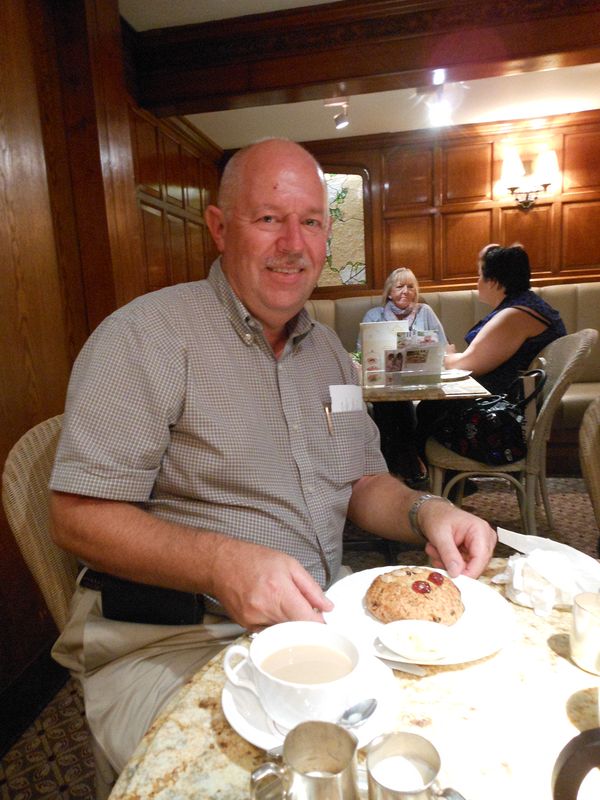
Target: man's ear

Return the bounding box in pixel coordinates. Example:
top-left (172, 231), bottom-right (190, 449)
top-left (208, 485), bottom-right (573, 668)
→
top-left (204, 205), bottom-right (226, 252)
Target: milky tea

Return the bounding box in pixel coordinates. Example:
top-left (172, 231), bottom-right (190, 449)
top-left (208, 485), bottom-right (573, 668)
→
top-left (261, 644), bottom-right (354, 684)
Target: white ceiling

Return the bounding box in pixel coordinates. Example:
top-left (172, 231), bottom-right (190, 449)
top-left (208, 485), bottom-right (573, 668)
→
top-left (118, 1), bottom-right (600, 150)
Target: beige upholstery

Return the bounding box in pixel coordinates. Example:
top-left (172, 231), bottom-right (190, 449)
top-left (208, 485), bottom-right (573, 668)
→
top-left (306, 281), bottom-right (600, 433)
top-left (1, 414), bottom-right (77, 631)
top-left (424, 329), bottom-right (599, 535)
top-left (1, 414), bottom-right (116, 799)
top-left (579, 395), bottom-right (600, 535)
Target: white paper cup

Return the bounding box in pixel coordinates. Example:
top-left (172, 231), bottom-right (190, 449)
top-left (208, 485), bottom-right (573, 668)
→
top-left (223, 621), bottom-right (361, 730)
top-left (570, 592), bottom-right (600, 676)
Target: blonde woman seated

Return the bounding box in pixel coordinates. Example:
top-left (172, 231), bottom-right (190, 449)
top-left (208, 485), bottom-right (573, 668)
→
top-left (359, 267), bottom-right (447, 487)
top-left (416, 243), bottom-right (566, 458)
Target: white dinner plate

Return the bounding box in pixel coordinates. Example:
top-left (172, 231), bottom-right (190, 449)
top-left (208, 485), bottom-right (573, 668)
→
top-left (441, 369), bottom-right (472, 381)
top-left (221, 655), bottom-right (400, 751)
top-left (324, 566), bottom-right (514, 666)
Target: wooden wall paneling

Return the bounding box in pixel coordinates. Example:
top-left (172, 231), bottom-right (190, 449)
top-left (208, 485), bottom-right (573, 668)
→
top-left (442, 142), bottom-right (493, 204)
top-left (130, 107), bottom-right (221, 286)
top-left (304, 109), bottom-right (600, 295)
top-left (139, 203), bottom-right (168, 290)
top-left (29, 0), bottom-right (90, 363)
top-left (131, 109), bottom-right (163, 198)
top-left (84, 0), bottom-right (147, 309)
top-left (563, 129), bottom-right (600, 194)
top-left (441, 210), bottom-right (494, 280)
top-left (162, 132), bottom-right (184, 208)
top-left (188, 220), bottom-right (207, 281)
top-left (385, 216), bottom-right (434, 281)
top-left (562, 201), bottom-right (600, 272)
top-left (183, 146), bottom-right (203, 213)
top-left (0, 0), bottom-right (72, 694)
top-left (166, 214), bottom-right (188, 285)
top-left (383, 145), bottom-right (433, 210)
top-left (499, 205), bottom-right (554, 275)
top-left (50, 0), bottom-right (146, 324)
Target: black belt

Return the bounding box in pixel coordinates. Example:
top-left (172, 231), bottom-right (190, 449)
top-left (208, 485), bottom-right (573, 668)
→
top-left (79, 568), bottom-right (205, 625)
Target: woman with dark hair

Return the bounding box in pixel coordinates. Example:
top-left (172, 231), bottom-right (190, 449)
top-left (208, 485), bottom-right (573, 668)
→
top-left (416, 243), bottom-right (566, 469)
top-left (442, 243), bottom-right (566, 394)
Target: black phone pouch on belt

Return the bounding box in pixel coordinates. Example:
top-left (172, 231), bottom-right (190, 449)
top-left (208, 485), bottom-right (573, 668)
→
top-left (100, 574), bottom-right (205, 625)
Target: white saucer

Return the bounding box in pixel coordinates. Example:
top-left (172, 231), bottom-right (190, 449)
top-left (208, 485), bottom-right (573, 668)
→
top-left (441, 369), bottom-right (472, 381)
top-left (221, 656), bottom-right (400, 751)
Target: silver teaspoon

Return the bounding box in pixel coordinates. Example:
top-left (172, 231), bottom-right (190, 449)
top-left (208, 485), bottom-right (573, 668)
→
top-left (266, 698), bottom-right (378, 758)
top-left (337, 696), bottom-right (377, 728)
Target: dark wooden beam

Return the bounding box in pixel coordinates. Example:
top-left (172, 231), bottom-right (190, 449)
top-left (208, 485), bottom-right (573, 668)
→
top-left (122, 0), bottom-right (600, 116)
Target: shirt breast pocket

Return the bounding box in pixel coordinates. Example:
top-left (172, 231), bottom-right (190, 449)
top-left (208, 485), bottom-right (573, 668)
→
top-left (322, 409), bottom-right (367, 485)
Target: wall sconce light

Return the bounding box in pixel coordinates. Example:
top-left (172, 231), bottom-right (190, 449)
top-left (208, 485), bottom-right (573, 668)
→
top-left (501, 147), bottom-right (560, 210)
top-left (324, 97), bottom-right (350, 130)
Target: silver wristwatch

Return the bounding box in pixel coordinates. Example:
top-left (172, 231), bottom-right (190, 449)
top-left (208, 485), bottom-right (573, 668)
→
top-left (408, 493), bottom-right (451, 539)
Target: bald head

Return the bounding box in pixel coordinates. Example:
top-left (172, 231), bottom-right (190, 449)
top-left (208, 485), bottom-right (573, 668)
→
top-left (217, 139), bottom-right (329, 220)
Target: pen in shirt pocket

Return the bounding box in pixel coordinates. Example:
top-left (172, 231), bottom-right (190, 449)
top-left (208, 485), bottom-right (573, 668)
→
top-left (323, 402), bottom-right (334, 436)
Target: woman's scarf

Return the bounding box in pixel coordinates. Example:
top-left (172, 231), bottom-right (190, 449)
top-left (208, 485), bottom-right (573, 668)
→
top-left (383, 299), bottom-right (420, 330)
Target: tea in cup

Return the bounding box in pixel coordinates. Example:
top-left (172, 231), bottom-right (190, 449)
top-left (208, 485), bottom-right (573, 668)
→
top-left (223, 621), bottom-right (361, 730)
top-left (366, 732), bottom-right (465, 800)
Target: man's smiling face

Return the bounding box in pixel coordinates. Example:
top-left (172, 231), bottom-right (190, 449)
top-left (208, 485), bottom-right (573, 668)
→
top-left (206, 140), bottom-right (331, 337)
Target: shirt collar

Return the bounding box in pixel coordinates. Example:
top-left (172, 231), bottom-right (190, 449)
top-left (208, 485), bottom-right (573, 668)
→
top-left (207, 258), bottom-right (314, 349)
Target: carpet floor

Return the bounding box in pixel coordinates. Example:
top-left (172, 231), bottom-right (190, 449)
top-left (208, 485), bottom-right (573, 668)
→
top-left (1, 478), bottom-right (598, 800)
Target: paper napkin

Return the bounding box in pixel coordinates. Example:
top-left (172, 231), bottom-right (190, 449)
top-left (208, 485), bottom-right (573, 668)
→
top-left (492, 528), bottom-right (600, 616)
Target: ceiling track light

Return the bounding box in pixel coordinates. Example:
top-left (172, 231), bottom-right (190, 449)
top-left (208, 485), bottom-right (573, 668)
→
top-left (334, 108), bottom-right (349, 129)
top-left (324, 96), bottom-right (350, 131)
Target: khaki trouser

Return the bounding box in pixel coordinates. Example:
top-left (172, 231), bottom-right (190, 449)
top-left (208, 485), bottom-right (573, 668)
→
top-left (52, 578), bottom-right (243, 773)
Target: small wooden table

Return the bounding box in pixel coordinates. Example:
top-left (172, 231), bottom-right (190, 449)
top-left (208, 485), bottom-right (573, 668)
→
top-left (109, 558), bottom-right (600, 800)
top-left (363, 375), bottom-right (491, 402)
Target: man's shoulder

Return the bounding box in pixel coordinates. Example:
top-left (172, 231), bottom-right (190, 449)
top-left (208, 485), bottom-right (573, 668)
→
top-left (111, 280), bottom-right (214, 323)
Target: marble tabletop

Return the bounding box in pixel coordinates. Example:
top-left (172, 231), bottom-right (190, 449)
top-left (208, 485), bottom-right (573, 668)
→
top-left (363, 375), bottom-right (490, 402)
top-left (110, 558), bottom-right (600, 800)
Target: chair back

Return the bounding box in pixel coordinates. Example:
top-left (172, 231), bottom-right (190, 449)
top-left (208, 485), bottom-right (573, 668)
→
top-left (579, 395), bottom-right (600, 533)
top-left (526, 329), bottom-right (599, 475)
top-left (1, 414), bottom-right (77, 631)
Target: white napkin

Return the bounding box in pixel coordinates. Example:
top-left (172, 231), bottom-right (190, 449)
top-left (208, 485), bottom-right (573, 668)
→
top-left (492, 528), bottom-right (600, 616)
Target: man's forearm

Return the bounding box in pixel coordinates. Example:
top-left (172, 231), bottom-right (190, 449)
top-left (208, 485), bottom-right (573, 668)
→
top-left (50, 490), bottom-right (228, 597)
top-left (346, 474), bottom-right (426, 545)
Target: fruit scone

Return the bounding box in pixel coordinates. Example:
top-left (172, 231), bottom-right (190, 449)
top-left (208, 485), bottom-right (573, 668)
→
top-left (365, 567), bottom-right (465, 625)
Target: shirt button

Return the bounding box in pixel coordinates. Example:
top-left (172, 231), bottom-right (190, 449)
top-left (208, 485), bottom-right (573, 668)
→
top-left (291, 423), bottom-right (299, 432)
top-left (243, 333), bottom-right (253, 345)
top-left (306, 485), bottom-right (315, 493)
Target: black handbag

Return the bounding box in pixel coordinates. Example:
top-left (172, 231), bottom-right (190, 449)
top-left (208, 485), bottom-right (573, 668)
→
top-left (431, 369), bottom-right (546, 466)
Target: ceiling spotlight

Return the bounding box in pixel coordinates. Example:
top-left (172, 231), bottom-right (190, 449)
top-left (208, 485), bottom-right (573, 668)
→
top-left (334, 108), bottom-right (350, 129)
top-left (324, 96), bottom-right (350, 131)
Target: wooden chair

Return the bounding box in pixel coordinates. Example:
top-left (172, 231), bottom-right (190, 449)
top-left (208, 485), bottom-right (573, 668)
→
top-left (425, 329), bottom-right (599, 535)
top-left (1, 414), bottom-right (116, 799)
top-left (579, 395), bottom-right (600, 545)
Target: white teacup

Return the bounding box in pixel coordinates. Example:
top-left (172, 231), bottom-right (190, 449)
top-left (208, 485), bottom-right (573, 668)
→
top-left (223, 621), bottom-right (361, 730)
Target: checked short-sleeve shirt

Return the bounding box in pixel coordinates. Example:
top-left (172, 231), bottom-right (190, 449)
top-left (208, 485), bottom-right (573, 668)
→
top-left (51, 260), bottom-right (386, 589)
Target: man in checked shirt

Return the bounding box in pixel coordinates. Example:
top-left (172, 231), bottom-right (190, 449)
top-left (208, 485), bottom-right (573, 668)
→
top-left (49, 138), bottom-right (496, 781)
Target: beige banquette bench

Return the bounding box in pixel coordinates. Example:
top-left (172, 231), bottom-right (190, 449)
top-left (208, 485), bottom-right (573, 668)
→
top-left (306, 281), bottom-right (600, 472)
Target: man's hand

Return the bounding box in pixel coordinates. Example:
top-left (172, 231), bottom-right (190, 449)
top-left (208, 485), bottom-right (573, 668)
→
top-left (207, 538), bottom-right (333, 630)
top-left (50, 492), bottom-right (333, 630)
top-left (348, 475), bottom-right (496, 580)
top-left (418, 498), bottom-right (497, 579)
